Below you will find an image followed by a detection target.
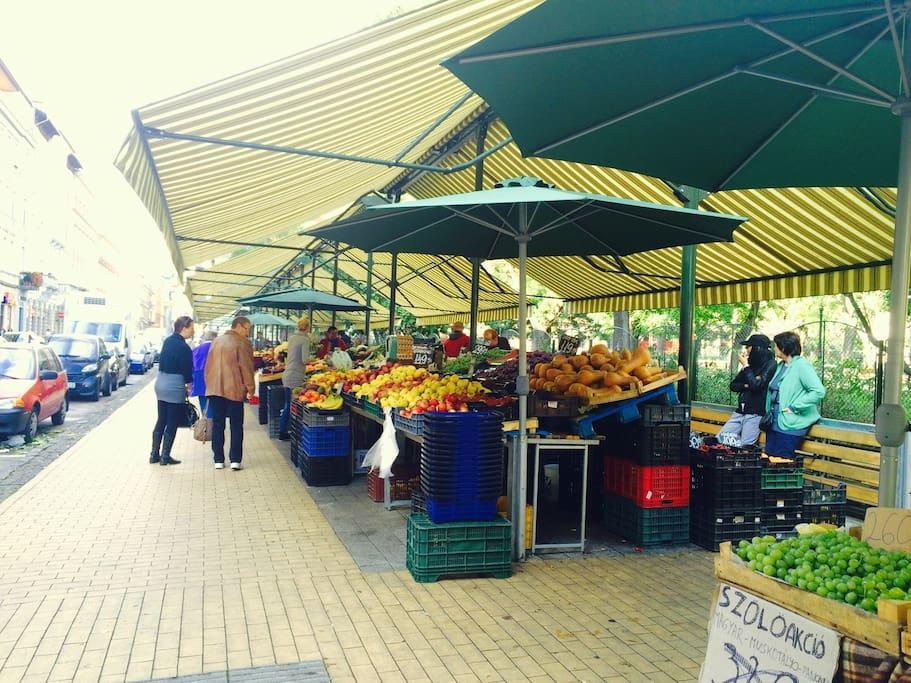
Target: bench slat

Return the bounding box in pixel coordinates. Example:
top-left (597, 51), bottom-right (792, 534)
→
top-left (805, 457), bottom-right (879, 487)
top-left (805, 473), bottom-right (879, 506)
top-left (799, 440), bottom-right (880, 468)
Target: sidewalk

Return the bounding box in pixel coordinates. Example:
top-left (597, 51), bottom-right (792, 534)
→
top-left (0, 384), bottom-right (715, 682)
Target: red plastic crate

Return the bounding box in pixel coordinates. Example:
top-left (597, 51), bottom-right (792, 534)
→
top-left (366, 464), bottom-right (420, 503)
top-left (603, 456), bottom-right (689, 508)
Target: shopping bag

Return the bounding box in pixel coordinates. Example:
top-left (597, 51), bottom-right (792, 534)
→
top-left (179, 400), bottom-right (199, 429)
top-left (361, 407), bottom-right (399, 476)
top-left (193, 417), bottom-right (213, 442)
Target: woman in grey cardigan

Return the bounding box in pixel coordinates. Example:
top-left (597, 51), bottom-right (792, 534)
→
top-left (279, 317), bottom-right (311, 440)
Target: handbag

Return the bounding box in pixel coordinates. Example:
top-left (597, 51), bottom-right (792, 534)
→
top-left (193, 416), bottom-right (213, 442)
top-left (180, 400), bottom-right (200, 429)
top-left (759, 411), bottom-right (774, 432)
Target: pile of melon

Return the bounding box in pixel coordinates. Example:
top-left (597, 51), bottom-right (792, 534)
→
top-left (528, 344), bottom-right (678, 398)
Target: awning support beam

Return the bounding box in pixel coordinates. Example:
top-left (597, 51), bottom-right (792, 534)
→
top-left (394, 91), bottom-right (474, 162)
top-left (176, 236), bottom-right (304, 251)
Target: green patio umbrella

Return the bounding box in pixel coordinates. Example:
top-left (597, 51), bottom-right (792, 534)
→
top-left (238, 287), bottom-right (369, 312)
top-left (310, 177), bottom-right (747, 556)
top-left (445, 0), bottom-right (911, 505)
top-left (245, 312), bottom-right (297, 327)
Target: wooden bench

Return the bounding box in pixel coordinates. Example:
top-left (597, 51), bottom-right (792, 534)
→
top-left (692, 404), bottom-right (881, 509)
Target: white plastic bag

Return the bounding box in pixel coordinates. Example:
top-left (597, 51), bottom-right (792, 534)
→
top-left (361, 408), bottom-right (399, 477)
top-left (330, 349), bottom-right (352, 370)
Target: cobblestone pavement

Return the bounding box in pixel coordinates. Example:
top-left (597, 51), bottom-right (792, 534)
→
top-left (0, 370), bottom-right (156, 503)
top-left (0, 383), bottom-right (716, 682)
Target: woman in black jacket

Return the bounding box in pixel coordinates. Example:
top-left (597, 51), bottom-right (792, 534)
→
top-left (150, 316), bottom-right (195, 465)
top-left (718, 333), bottom-right (777, 447)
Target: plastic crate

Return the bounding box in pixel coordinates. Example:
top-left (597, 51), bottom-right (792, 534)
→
top-left (300, 424), bottom-right (351, 458)
top-left (425, 496), bottom-right (498, 524)
top-left (301, 407), bottom-right (349, 428)
top-left (760, 469), bottom-right (804, 489)
top-left (268, 385), bottom-right (285, 416)
top-left (689, 450), bottom-right (762, 512)
top-left (761, 489), bottom-right (803, 510)
top-left (609, 423), bottom-right (689, 466)
top-left (803, 502), bottom-right (846, 526)
top-left (406, 513), bottom-right (511, 582)
top-left (363, 399), bottom-right (382, 418)
top-left (602, 457), bottom-right (690, 508)
top-left (530, 393), bottom-right (581, 417)
top-left (762, 453), bottom-right (804, 468)
top-left (804, 481), bottom-right (847, 505)
top-left (411, 491), bottom-right (427, 515)
top-left (762, 509), bottom-right (803, 528)
top-left (392, 410), bottom-right (424, 436)
top-left (341, 391), bottom-right (362, 407)
top-left (300, 453), bottom-right (352, 487)
top-left (690, 509), bottom-right (762, 551)
top-left (641, 403), bottom-right (691, 427)
top-left (603, 494), bottom-right (690, 545)
top-left (366, 465), bottom-right (420, 503)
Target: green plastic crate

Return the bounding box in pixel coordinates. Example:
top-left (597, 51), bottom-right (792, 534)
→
top-left (761, 469), bottom-right (804, 489)
top-left (602, 494), bottom-right (689, 546)
top-left (406, 514), bottom-right (512, 582)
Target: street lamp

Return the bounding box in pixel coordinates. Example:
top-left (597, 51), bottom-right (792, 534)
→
top-left (872, 312), bottom-right (890, 412)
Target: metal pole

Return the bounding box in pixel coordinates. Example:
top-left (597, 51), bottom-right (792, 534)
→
top-left (513, 205), bottom-right (530, 560)
top-left (878, 112), bottom-right (911, 507)
top-left (678, 187), bottom-right (708, 403)
top-left (469, 259), bottom-right (481, 346)
top-left (875, 340), bottom-right (885, 413)
top-left (388, 253), bottom-right (398, 335)
top-left (331, 243), bottom-right (339, 329)
top-left (365, 252), bottom-right (373, 340)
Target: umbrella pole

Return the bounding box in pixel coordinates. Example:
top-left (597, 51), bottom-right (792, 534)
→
top-left (513, 224), bottom-right (530, 560)
top-left (879, 113), bottom-right (911, 507)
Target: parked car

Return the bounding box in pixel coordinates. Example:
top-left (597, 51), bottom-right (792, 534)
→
top-left (47, 335), bottom-right (117, 401)
top-left (129, 346), bottom-right (154, 374)
top-left (0, 343), bottom-right (68, 442)
top-left (67, 321), bottom-right (130, 387)
top-left (2, 331), bottom-right (45, 345)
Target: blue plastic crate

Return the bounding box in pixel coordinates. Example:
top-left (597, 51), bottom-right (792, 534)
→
top-left (300, 424), bottom-right (350, 458)
top-left (426, 496), bottom-right (498, 524)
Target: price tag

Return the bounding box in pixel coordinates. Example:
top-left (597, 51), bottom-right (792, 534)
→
top-left (558, 334), bottom-right (580, 355)
top-left (862, 507), bottom-right (911, 551)
top-left (412, 345), bottom-right (432, 367)
top-left (473, 343), bottom-right (489, 355)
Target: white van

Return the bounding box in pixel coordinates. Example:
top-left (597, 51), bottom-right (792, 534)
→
top-left (67, 321), bottom-right (131, 387)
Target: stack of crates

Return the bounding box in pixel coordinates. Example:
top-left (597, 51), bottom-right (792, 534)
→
top-left (690, 443), bottom-right (762, 550)
top-left (289, 398), bottom-right (304, 467)
top-left (803, 481), bottom-right (847, 526)
top-left (761, 455), bottom-right (804, 539)
top-left (299, 405), bottom-right (352, 486)
top-left (267, 385), bottom-right (285, 439)
top-left (405, 514), bottom-right (511, 583)
top-left (602, 404), bottom-right (690, 545)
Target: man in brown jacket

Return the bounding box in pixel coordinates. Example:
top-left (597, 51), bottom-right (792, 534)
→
top-left (205, 316), bottom-right (255, 470)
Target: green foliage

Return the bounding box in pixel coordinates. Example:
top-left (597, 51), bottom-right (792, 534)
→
top-left (696, 366), bottom-right (736, 407)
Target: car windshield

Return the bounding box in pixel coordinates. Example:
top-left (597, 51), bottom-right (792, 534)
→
top-left (70, 322), bottom-right (122, 343)
top-left (3, 333), bottom-right (23, 343)
top-left (49, 339), bottom-right (97, 360)
top-left (0, 348), bottom-right (35, 380)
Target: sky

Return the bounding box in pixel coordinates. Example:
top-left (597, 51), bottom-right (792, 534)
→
top-left (0, 0), bottom-right (433, 283)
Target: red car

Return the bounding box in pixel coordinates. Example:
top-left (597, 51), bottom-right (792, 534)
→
top-left (0, 343), bottom-right (68, 443)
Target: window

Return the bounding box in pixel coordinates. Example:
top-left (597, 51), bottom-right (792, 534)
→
top-left (48, 350), bottom-right (63, 372)
top-left (0, 348), bottom-right (35, 380)
top-left (38, 349), bottom-right (54, 372)
top-left (48, 338), bottom-right (97, 360)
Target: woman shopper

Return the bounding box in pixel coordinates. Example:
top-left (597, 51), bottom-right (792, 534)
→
top-left (191, 329), bottom-right (217, 417)
top-left (718, 334), bottom-right (777, 447)
top-left (151, 316), bottom-right (195, 465)
top-left (764, 331), bottom-right (826, 459)
top-left (280, 317), bottom-right (311, 440)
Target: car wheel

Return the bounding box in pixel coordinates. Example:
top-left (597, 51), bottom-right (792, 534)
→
top-left (112, 374), bottom-right (119, 392)
top-left (102, 375), bottom-right (112, 397)
top-left (22, 408), bottom-right (39, 443)
top-left (90, 381), bottom-right (100, 402)
top-left (51, 399), bottom-right (67, 426)
top-left (119, 373), bottom-right (127, 387)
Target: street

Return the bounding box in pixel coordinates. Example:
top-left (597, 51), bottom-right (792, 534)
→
top-left (0, 367), bottom-right (157, 503)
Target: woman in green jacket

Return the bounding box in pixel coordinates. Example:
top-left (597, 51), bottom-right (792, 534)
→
top-left (764, 331), bottom-right (826, 458)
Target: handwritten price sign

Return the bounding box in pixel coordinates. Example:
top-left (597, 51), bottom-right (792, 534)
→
top-left (862, 508), bottom-right (911, 551)
top-left (557, 334), bottom-right (580, 355)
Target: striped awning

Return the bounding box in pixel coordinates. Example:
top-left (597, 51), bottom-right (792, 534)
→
top-left (397, 118), bottom-right (896, 311)
top-left (417, 306), bottom-right (521, 326)
top-left (115, 0), bottom-right (538, 318)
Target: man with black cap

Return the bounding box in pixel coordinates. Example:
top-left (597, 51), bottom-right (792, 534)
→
top-left (718, 333), bottom-right (778, 447)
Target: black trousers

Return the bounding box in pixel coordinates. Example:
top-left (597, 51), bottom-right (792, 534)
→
top-left (209, 396), bottom-right (244, 463)
top-left (153, 400), bottom-right (184, 442)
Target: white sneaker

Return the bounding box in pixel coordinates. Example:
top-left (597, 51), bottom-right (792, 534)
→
top-left (230, 462), bottom-right (242, 470)
top-left (214, 462), bottom-right (225, 469)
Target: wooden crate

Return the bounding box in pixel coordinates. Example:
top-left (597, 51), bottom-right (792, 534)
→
top-left (638, 366), bottom-right (686, 395)
top-left (715, 541), bottom-right (906, 655)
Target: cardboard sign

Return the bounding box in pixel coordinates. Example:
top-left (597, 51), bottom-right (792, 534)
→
top-left (701, 584), bottom-right (839, 683)
top-left (557, 333), bottom-right (580, 355)
top-left (862, 507), bottom-right (911, 551)
top-left (412, 345), bottom-right (433, 367)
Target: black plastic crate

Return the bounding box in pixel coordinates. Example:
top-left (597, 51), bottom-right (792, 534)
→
top-left (803, 481), bottom-right (847, 505)
top-left (530, 393), bottom-right (581, 417)
top-left (761, 453), bottom-right (804, 468)
top-left (411, 491), bottom-right (427, 516)
top-left (803, 502), bottom-right (846, 526)
top-left (268, 385), bottom-right (285, 417)
top-left (641, 403), bottom-right (691, 427)
top-left (603, 494), bottom-right (689, 546)
top-left (690, 510), bottom-right (762, 551)
top-left (609, 423), bottom-right (689, 466)
top-left (690, 444), bottom-right (762, 467)
top-left (690, 450), bottom-right (761, 512)
top-left (761, 508), bottom-right (803, 529)
top-left (761, 489), bottom-right (803, 510)
top-left (301, 407), bottom-right (349, 428)
top-left (300, 453), bottom-right (352, 487)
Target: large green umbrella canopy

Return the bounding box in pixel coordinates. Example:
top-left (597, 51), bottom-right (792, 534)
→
top-left (245, 312), bottom-right (297, 327)
top-left (445, 0), bottom-right (911, 506)
top-left (238, 287), bottom-right (369, 312)
top-left (310, 177), bottom-right (746, 557)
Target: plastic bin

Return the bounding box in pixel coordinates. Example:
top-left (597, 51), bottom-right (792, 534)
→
top-left (609, 422), bottom-right (689, 466)
top-left (366, 465), bottom-right (420, 503)
top-left (641, 403), bottom-right (691, 427)
top-left (761, 489), bottom-right (803, 510)
top-left (530, 393), bottom-right (581, 417)
top-left (300, 453), bottom-right (352, 486)
top-left (603, 494), bottom-right (690, 545)
top-left (690, 449), bottom-right (762, 512)
top-left (393, 410), bottom-right (425, 436)
top-left (690, 509), bottom-right (762, 551)
top-left (602, 456), bottom-right (690, 508)
top-left (425, 496), bottom-right (499, 524)
top-left (300, 424), bottom-right (351, 458)
top-left (405, 513), bottom-right (511, 583)
top-left (761, 469), bottom-right (804, 490)
top-left (301, 407), bottom-right (349, 428)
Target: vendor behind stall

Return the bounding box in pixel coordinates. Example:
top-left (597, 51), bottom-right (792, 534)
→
top-left (443, 321), bottom-right (471, 357)
top-left (317, 326), bottom-right (348, 359)
top-left (483, 328), bottom-right (512, 351)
